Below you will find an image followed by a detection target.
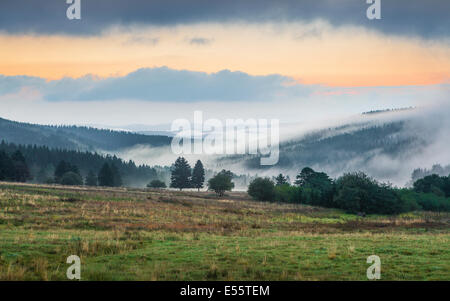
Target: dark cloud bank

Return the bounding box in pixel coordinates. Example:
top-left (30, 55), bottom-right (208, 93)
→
top-left (0, 0), bottom-right (448, 38)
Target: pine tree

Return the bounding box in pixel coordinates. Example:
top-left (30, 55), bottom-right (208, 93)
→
top-left (275, 173), bottom-right (288, 186)
top-left (98, 163), bottom-right (114, 187)
top-left (191, 160), bottom-right (205, 191)
top-left (110, 163), bottom-right (122, 187)
top-left (170, 157), bottom-right (191, 190)
top-left (11, 150), bottom-right (31, 182)
top-left (0, 151), bottom-right (14, 181)
top-left (54, 160), bottom-right (80, 183)
top-left (85, 170), bottom-right (98, 186)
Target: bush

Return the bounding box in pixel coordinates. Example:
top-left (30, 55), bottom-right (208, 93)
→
top-left (334, 172), bottom-right (408, 214)
top-left (413, 174), bottom-right (450, 197)
top-left (60, 171), bottom-right (83, 186)
top-left (147, 179), bottom-right (167, 188)
top-left (248, 177), bottom-right (275, 202)
top-left (398, 189), bottom-right (450, 212)
top-left (274, 184), bottom-right (301, 203)
top-left (208, 170), bottom-right (234, 196)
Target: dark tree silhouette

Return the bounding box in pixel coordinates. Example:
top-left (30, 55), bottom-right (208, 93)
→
top-left (110, 163), bottom-right (122, 187)
top-left (54, 160), bottom-right (80, 183)
top-left (85, 170), bottom-right (98, 186)
top-left (0, 151), bottom-right (15, 181)
top-left (147, 179), bottom-right (167, 188)
top-left (60, 171), bottom-right (83, 186)
top-left (11, 150), bottom-right (31, 182)
top-left (98, 163), bottom-right (115, 187)
top-left (248, 177), bottom-right (275, 202)
top-left (170, 157), bottom-right (191, 190)
top-left (191, 160), bottom-right (205, 191)
top-left (274, 173), bottom-right (288, 186)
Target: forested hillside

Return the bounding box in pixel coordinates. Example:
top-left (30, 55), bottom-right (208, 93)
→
top-left (220, 121), bottom-right (418, 168)
top-left (216, 119), bottom-right (433, 185)
top-left (0, 117), bottom-right (172, 151)
top-left (0, 141), bottom-right (161, 187)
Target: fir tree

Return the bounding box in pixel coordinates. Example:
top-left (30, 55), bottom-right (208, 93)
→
top-left (85, 170), bottom-right (98, 186)
top-left (170, 157), bottom-right (191, 190)
top-left (191, 160), bottom-right (205, 191)
top-left (98, 163), bottom-right (115, 187)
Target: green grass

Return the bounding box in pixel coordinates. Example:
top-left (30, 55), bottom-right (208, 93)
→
top-left (0, 182), bottom-right (448, 280)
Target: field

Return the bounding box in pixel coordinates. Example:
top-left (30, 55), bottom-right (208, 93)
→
top-left (0, 182), bottom-right (448, 281)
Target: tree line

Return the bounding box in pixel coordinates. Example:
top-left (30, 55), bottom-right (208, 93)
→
top-left (248, 167), bottom-right (450, 214)
top-left (0, 141), bottom-right (160, 187)
top-left (50, 160), bottom-right (123, 187)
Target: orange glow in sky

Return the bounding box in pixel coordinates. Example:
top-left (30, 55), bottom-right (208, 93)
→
top-left (1, 23), bottom-right (449, 87)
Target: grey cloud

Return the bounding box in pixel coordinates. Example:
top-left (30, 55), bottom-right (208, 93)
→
top-left (0, 67), bottom-right (313, 102)
top-left (189, 37), bottom-right (213, 45)
top-left (125, 36), bottom-right (160, 45)
top-left (0, 0), bottom-right (448, 38)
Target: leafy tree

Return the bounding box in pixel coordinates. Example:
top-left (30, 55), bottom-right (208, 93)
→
top-left (170, 157), bottom-right (191, 190)
top-left (98, 163), bottom-right (115, 187)
top-left (208, 170), bottom-right (234, 196)
top-left (294, 167), bottom-right (334, 207)
top-left (248, 177), bottom-right (275, 202)
top-left (334, 172), bottom-right (406, 214)
top-left (60, 171), bottom-right (83, 186)
top-left (443, 176), bottom-right (450, 198)
top-left (413, 174), bottom-right (446, 196)
top-left (274, 184), bottom-right (301, 203)
top-left (147, 179), bottom-right (167, 188)
top-left (191, 160), bottom-right (205, 191)
top-left (274, 173), bottom-right (289, 186)
top-left (85, 170), bottom-right (98, 186)
top-left (294, 167), bottom-right (315, 186)
top-left (396, 189), bottom-right (448, 212)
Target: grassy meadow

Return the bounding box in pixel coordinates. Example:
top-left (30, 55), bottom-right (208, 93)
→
top-left (0, 182), bottom-right (448, 281)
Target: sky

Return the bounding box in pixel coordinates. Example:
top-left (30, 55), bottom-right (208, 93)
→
top-left (0, 0), bottom-right (449, 127)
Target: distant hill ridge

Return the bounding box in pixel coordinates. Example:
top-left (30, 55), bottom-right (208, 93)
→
top-left (0, 117), bottom-right (172, 151)
top-left (362, 107), bottom-right (415, 115)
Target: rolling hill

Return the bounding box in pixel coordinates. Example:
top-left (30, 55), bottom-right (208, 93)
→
top-left (0, 117), bottom-right (172, 151)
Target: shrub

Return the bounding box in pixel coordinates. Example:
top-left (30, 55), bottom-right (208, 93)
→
top-left (248, 177), bottom-right (275, 202)
top-left (413, 174), bottom-right (450, 198)
top-left (398, 189), bottom-right (450, 212)
top-left (60, 171), bottom-right (83, 186)
top-left (274, 184), bottom-right (301, 203)
top-left (208, 170), bottom-right (234, 196)
top-left (334, 172), bottom-right (408, 214)
top-left (147, 179), bottom-right (167, 188)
